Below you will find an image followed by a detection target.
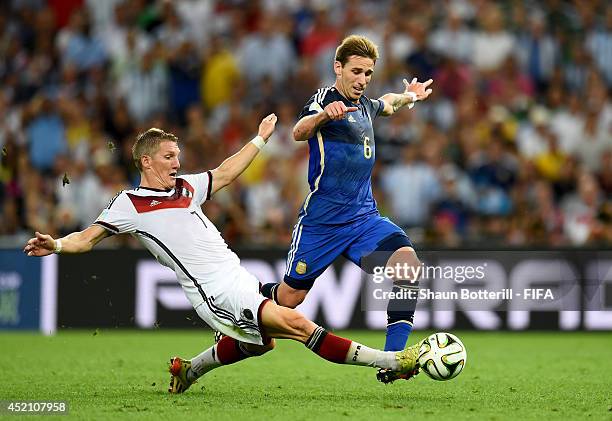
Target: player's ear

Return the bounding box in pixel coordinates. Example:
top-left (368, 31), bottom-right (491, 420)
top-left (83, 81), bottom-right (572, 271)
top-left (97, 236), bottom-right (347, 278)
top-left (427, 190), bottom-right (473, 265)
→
top-left (141, 155), bottom-right (151, 169)
top-left (333, 61), bottom-right (342, 78)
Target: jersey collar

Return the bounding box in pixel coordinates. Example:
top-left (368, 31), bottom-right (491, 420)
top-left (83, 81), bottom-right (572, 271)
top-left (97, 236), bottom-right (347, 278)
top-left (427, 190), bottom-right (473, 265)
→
top-left (137, 186), bottom-right (174, 193)
top-left (332, 85), bottom-right (361, 106)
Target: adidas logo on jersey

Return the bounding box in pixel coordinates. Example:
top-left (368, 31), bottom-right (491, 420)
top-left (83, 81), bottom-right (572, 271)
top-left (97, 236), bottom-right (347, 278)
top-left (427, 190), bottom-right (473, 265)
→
top-left (149, 200), bottom-right (162, 207)
top-left (348, 115), bottom-right (356, 123)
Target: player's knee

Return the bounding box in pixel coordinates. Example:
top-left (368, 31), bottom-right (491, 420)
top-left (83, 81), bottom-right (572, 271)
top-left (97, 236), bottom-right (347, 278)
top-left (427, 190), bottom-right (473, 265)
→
top-left (281, 294), bottom-right (304, 308)
top-left (389, 246), bottom-right (420, 266)
top-left (387, 246), bottom-right (421, 284)
top-left (260, 338), bottom-right (276, 353)
top-left (277, 285), bottom-right (307, 308)
top-left (243, 339), bottom-right (276, 356)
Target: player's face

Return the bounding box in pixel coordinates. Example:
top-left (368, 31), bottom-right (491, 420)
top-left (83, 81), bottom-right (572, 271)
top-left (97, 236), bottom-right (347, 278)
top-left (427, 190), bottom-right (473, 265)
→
top-left (149, 140), bottom-right (181, 189)
top-left (335, 55), bottom-right (375, 101)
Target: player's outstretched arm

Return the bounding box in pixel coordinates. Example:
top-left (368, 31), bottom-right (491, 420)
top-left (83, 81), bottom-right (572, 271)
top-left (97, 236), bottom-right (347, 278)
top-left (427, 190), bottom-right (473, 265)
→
top-left (379, 78), bottom-right (433, 117)
top-left (210, 113), bottom-right (277, 195)
top-left (293, 101), bottom-right (358, 141)
top-left (23, 225), bottom-right (110, 256)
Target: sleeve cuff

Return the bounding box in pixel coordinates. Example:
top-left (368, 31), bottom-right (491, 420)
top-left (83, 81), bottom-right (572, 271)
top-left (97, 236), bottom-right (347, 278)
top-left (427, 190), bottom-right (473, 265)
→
top-left (206, 170), bottom-right (213, 200)
top-left (93, 221), bottom-right (119, 234)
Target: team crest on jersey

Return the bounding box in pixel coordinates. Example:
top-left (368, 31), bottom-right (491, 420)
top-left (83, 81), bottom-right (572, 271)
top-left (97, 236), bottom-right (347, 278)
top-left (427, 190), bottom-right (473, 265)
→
top-left (149, 200), bottom-right (162, 207)
top-left (347, 115), bottom-right (356, 123)
top-left (180, 187), bottom-right (193, 198)
top-left (296, 260), bottom-right (307, 275)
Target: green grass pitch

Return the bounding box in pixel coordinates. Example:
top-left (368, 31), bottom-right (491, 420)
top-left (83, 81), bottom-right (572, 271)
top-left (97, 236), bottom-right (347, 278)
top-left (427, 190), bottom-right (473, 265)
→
top-left (0, 330), bottom-right (611, 420)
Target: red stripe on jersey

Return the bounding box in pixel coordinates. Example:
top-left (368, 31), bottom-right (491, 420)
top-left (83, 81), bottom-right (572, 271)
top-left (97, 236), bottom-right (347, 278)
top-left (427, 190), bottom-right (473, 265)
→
top-left (127, 178), bottom-right (195, 213)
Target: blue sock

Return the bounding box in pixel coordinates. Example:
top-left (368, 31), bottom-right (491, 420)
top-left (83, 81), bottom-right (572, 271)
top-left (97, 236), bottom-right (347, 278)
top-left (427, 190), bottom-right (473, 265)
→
top-left (384, 284), bottom-right (417, 351)
top-left (384, 322), bottom-right (413, 351)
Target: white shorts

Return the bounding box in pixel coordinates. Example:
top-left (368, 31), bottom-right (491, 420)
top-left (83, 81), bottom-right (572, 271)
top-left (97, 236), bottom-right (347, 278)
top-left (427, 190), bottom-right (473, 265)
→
top-left (194, 266), bottom-right (270, 345)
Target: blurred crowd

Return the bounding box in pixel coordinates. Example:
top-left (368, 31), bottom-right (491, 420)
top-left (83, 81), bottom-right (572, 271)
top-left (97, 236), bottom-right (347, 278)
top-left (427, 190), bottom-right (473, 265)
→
top-left (0, 0), bottom-right (610, 249)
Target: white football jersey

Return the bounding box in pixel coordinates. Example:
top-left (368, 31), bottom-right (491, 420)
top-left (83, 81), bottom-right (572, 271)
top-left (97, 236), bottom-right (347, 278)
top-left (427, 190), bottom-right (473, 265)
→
top-left (94, 172), bottom-right (243, 310)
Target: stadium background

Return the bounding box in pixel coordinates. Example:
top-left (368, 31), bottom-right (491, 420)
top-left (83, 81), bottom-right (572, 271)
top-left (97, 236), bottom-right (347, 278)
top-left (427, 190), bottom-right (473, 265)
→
top-left (0, 1), bottom-right (611, 419)
top-left (0, 0), bottom-right (610, 332)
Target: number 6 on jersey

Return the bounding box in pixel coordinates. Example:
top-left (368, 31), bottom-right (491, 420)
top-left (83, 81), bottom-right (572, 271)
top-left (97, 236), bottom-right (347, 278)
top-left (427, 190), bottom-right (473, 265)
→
top-left (363, 136), bottom-right (372, 159)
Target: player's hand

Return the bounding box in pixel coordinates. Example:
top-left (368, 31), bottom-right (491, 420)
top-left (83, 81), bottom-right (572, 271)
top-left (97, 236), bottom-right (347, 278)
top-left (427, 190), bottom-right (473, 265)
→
top-left (324, 101), bottom-right (358, 121)
top-left (23, 231), bottom-right (56, 257)
top-left (258, 113), bottom-right (278, 141)
top-left (403, 78), bottom-right (433, 101)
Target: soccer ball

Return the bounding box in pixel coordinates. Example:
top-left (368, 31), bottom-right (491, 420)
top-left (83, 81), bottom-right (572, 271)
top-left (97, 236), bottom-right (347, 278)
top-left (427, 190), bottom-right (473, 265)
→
top-left (418, 332), bottom-right (466, 381)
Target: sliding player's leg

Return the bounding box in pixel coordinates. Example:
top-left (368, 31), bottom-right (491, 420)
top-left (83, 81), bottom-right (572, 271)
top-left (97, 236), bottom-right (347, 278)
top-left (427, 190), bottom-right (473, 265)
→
top-left (259, 300), bottom-right (422, 372)
top-left (169, 266), bottom-right (280, 394)
top-left (169, 299), bottom-right (423, 393)
top-left (168, 335), bottom-right (275, 393)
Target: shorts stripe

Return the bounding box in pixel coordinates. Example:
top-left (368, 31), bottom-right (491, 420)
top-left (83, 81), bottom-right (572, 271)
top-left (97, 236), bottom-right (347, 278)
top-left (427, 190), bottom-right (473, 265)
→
top-left (285, 221), bottom-right (300, 273)
top-left (285, 223), bottom-right (303, 276)
top-left (285, 216), bottom-right (304, 275)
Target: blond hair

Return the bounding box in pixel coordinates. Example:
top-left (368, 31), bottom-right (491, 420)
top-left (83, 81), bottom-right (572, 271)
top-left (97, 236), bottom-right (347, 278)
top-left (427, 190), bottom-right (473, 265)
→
top-left (335, 35), bottom-right (379, 66)
top-left (132, 128), bottom-right (179, 171)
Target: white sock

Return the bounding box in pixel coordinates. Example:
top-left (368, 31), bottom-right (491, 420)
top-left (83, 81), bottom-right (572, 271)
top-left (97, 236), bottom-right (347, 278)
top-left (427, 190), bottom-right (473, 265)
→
top-left (188, 344), bottom-right (222, 381)
top-left (345, 342), bottom-right (399, 371)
